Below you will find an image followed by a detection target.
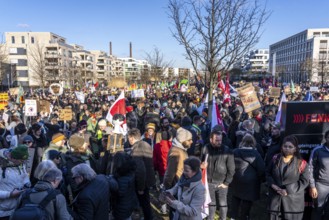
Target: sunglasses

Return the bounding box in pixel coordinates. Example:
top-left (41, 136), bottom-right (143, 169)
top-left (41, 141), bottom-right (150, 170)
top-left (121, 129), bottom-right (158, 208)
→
top-left (23, 141), bottom-right (33, 144)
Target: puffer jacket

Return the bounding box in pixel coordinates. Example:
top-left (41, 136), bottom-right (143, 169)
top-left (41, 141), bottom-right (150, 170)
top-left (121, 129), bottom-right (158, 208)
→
top-left (153, 140), bottom-right (172, 177)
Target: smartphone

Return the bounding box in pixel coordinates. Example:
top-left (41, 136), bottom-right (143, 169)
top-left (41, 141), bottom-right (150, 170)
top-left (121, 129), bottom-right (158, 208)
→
top-left (164, 192), bottom-right (175, 200)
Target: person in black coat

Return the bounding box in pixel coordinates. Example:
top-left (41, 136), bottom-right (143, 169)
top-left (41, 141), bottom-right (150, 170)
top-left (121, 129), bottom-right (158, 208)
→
top-left (266, 135), bottom-right (310, 220)
top-left (71, 164), bottom-right (112, 220)
top-left (230, 134), bottom-right (265, 220)
top-left (110, 151), bottom-right (138, 219)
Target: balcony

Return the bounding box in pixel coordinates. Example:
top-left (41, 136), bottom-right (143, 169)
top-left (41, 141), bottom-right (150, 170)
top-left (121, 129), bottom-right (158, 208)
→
top-left (45, 51), bottom-right (59, 58)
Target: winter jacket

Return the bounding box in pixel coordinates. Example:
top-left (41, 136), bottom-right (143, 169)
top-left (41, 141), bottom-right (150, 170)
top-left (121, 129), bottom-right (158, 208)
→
top-left (266, 154), bottom-right (309, 218)
top-left (131, 140), bottom-right (156, 189)
top-left (309, 145), bottom-right (329, 187)
top-left (17, 181), bottom-right (72, 220)
top-left (231, 147), bottom-right (265, 201)
top-left (0, 150), bottom-right (30, 217)
top-left (72, 175), bottom-right (110, 220)
top-left (126, 111), bottom-right (139, 129)
top-left (153, 140), bottom-right (172, 177)
top-left (201, 143), bottom-right (235, 185)
top-left (163, 139), bottom-right (188, 189)
top-left (167, 179), bottom-right (205, 220)
top-left (111, 173), bottom-right (138, 219)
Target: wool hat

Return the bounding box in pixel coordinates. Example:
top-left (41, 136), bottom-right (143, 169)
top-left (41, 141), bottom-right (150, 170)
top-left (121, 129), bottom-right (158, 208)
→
top-left (14, 123), bottom-right (27, 135)
top-left (31, 123), bottom-right (42, 131)
top-left (176, 127), bottom-right (192, 143)
top-left (11, 144), bottom-right (29, 160)
top-left (23, 135), bottom-right (34, 143)
top-left (68, 135), bottom-right (85, 150)
top-left (47, 149), bottom-right (61, 160)
top-left (98, 119), bottom-right (107, 127)
top-left (145, 123), bottom-right (156, 131)
top-left (52, 133), bottom-right (65, 143)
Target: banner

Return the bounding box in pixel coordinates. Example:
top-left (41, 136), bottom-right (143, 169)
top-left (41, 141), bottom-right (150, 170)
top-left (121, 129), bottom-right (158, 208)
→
top-left (25, 99), bottom-right (37, 116)
top-left (131, 89), bottom-right (145, 98)
top-left (59, 109), bottom-right (73, 121)
top-left (310, 86), bottom-right (319, 92)
top-left (75, 91), bottom-right (85, 103)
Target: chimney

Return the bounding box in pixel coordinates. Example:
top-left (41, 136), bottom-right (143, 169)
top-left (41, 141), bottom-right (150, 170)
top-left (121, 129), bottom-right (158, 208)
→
top-left (129, 42), bottom-right (132, 58)
top-left (109, 42), bottom-right (112, 55)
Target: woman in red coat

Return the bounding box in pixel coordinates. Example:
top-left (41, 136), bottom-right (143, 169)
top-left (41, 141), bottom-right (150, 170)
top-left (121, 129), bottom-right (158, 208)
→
top-left (153, 131), bottom-right (172, 183)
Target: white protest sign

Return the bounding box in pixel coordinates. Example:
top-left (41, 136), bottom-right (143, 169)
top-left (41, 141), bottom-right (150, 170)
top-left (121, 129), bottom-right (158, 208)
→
top-left (310, 86), bottom-right (319, 92)
top-left (131, 89), bottom-right (145, 98)
top-left (75, 91), bottom-right (85, 103)
top-left (108, 96), bottom-right (115, 101)
top-left (25, 99), bottom-right (37, 116)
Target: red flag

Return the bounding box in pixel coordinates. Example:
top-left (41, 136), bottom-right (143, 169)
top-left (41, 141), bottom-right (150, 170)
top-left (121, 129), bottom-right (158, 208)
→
top-left (218, 72), bottom-right (225, 91)
top-left (93, 81), bottom-right (99, 89)
top-left (223, 73), bottom-right (231, 104)
top-left (201, 155), bottom-right (211, 218)
top-left (106, 91), bottom-right (126, 130)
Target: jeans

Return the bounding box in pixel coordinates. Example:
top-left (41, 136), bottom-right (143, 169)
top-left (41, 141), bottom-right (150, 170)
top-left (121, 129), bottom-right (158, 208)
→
top-left (208, 185), bottom-right (228, 220)
top-left (230, 196), bottom-right (252, 220)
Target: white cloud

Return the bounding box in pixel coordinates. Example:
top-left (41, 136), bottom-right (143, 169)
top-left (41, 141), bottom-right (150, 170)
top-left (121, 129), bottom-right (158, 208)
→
top-left (17, 23), bottom-right (30, 28)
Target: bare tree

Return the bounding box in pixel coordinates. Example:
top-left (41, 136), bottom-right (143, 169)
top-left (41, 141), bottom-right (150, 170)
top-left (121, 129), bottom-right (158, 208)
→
top-left (0, 34), bottom-right (8, 87)
top-left (168, 0), bottom-right (269, 117)
top-left (28, 41), bottom-right (48, 89)
top-left (142, 46), bottom-right (173, 83)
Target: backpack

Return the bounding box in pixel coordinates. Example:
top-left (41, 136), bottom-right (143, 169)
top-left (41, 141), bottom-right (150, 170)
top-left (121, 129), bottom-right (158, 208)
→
top-left (11, 189), bottom-right (60, 220)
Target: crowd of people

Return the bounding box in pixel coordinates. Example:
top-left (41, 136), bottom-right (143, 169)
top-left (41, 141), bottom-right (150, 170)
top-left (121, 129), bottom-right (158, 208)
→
top-left (0, 81), bottom-right (328, 220)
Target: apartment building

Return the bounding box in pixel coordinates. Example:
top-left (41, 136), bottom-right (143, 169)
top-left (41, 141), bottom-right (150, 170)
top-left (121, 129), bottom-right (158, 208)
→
top-left (234, 49), bottom-right (269, 73)
top-left (269, 28), bottom-right (329, 83)
top-left (3, 32), bottom-right (74, 87)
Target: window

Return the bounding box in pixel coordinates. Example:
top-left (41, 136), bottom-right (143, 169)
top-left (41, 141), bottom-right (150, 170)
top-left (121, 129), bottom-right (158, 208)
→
top-left (11, 36), bottom-right (15, 44)
top-left (21, 36), bottom-right (25, 44)
top-left (31, 37), bottom-right (35, 44)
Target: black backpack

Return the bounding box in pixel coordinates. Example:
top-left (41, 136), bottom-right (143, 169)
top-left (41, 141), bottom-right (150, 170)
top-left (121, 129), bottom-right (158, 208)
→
top-left (11, 189), bottom-right (60, 220)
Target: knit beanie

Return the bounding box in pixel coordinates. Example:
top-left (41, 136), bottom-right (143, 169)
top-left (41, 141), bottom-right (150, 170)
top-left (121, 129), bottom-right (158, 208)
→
top-left (11, 144), bottom-right (29, 160)
top-left (176, 127), bottom-right (192, 143)
top-left (98, 119), bottom-right (107, 127)
top-left (23, 135), bottom-right (34, 143)
top-left (52, 133), bottom-right (65, 143)
top-left (47, 150), bottom-right (61, 160)
top-left (69, 135), bottom-right (85, 151)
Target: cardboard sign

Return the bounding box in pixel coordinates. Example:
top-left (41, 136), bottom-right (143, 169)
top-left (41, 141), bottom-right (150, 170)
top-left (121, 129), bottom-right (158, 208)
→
top-left (284, 86), bottom-right (291, 95)
top-left (9, 87), bottom-right (19, 95)
top-left (37, 100), bottom-right (51, 113)
top-left (59, 109), bottom-right (73, 121)
top-left (156, 90), bottom-right (162, 98)
top-left (310, 86), bottom-right (319, 92)
top-left (25, 99), bottom-right (37, 116)
top-left (269, 87), bottom-right (281, 97)
top-left (237, 84), bottom-right (261, 113)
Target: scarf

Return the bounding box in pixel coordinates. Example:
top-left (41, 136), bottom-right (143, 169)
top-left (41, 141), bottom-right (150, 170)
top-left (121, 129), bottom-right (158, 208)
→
top-left (178, 170), bottom-right (202, 188)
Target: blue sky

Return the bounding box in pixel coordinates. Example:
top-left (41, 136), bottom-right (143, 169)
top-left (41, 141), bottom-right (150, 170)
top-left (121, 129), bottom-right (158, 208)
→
top-left (1, 0), bottom-right (329, 68)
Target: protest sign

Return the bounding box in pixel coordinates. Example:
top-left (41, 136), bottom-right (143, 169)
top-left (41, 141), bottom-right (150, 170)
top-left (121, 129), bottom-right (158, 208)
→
top-left (310, 86), bottom-right (319, 92)
top-left (131, 89), bottom-right (145, 98)
top-left (59, 109), bottom-right (73, 121)
top-left (237, 84), bottom-right (261, 113)
top-left (25, 99), bottom-right (37, 116)
top-left (9, 87), bottom-right (19, 95)
top-left (37, 100), bottom-right (51, 113)
top-left (269, 87), bottom-right (281, 97)
top-left (75, 91), bottom-right (85, 103)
